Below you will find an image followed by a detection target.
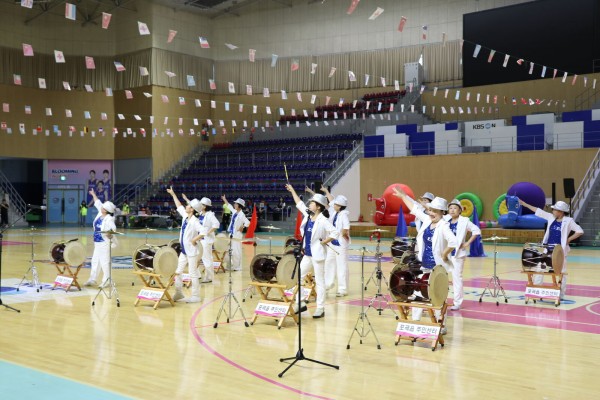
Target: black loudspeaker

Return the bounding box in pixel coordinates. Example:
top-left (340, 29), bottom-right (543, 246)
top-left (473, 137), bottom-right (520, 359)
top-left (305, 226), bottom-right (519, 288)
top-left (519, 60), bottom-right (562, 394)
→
top-left (551, 182), bottom-right (556, 206)
top-left (564, 178), bottom-right (575, 198)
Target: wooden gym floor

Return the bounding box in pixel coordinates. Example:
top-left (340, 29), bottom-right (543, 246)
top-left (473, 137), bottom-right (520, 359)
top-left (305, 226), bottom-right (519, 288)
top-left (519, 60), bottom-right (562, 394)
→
top-left (1, 226), bottom-right (599, 399)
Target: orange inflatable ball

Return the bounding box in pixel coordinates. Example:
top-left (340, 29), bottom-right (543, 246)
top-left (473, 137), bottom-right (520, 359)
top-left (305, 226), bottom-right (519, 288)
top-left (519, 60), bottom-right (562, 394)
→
top-left (374, 183), bottom-right (416, 226)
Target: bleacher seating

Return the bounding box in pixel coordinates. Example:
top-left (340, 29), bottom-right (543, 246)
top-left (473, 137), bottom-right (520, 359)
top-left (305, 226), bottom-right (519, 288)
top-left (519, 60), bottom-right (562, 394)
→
top-left (146, 133), bottom-right (362, 217)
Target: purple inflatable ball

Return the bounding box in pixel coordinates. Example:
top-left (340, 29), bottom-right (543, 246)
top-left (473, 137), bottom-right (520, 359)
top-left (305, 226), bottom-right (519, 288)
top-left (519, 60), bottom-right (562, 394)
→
top-left (506, 182), bottom-right (546, 215)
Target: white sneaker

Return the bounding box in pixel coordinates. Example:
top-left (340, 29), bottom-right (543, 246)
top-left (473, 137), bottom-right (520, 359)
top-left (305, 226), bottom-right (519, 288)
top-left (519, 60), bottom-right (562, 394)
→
top-left (291, 301), bottom-right (307, 314)
top-left (184, 296), bottom-right (201, 303)
top-left (232, 267), bottom-right (242, 271)
top-left (312, 308), bottom-right (325, 318)
top-left (83, 280), bottom-right (97, 287)
top-left (173, 291), bottom-right (185, 302)
top-left (450, 305), bottom-right (460, 311)
top-left (336, 291), bottom-right (347, 297)
top-left (441, 327), bottom-right (448, 335)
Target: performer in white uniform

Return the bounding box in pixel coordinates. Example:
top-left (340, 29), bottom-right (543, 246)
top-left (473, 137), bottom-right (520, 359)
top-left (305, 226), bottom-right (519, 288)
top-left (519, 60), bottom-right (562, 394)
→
top-left (191, 197), bottom-right (220, 283)
top-left (446, 199), bottom-right (481, 310)
top-left (168, 187), bottom-right (203, 303)
top-left (286, 184), bottom-right (338, 318)
top-left (414, 192), bottom-right (435, 231)
top-left (519, 199), bottom-right (583, 298)
top-left (84, 188), bottom-right (117, 288)
top-left (221, 195), bottom-right (250, 271)
top-left (393, 187), bottom-right (456, 328)
top-left (309, 187), bottom-right (350, 297)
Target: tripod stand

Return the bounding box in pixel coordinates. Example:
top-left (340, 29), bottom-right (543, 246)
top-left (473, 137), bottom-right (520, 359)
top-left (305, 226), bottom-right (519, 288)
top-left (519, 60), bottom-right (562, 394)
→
top-left (92, 231), bottom-right (122, 307)
top-left (214, 235), bottom-right (249, 328)
top-left (0, 226), bottom-right (21, 312)
top-left (347, 247), bottom-right (381, 349)
top-left (478, 236), bottom-right (508, 306)
top-left (17, 227), bottom-right (44, 292)
top-left (365, 233), bottom-right (397, 317)
top-left (279, 245), bottom-right (339, 378)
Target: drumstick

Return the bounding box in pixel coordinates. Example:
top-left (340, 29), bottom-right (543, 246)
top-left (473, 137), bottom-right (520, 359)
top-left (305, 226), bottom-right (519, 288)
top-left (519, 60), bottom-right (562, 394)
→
top-left (284, 163), bottom-right (289, 183)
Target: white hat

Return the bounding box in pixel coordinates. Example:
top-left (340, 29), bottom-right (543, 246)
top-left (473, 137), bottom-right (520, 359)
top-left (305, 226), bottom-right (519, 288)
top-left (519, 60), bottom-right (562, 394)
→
top-left (234, 198), bottom-right (246, 207)
top-left (309, 193), bottom-right (329, 208)
top-left (448, 198), bottom-right (462, 210)
top-left (334, 195), bottom-right (348, 207)
top-left (102, 201), bottom-right (116, 214)
top-left (427, 197), bottom-right (448, 212)
top-left (189, 198), bottom-right (202, 213)
top-left (420, 192), bottom-right (435, 201)
top-left (200, 197), bottom-right (212, 207)
top-left (551, 201), bottom-right (569, 213)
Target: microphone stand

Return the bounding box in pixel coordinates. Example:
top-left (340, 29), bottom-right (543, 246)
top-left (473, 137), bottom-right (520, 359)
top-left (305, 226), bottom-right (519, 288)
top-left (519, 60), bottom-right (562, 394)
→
top-left (279, 242), bottom-right (339, 377)
top-left (0, 208), bottom-right (35, 313)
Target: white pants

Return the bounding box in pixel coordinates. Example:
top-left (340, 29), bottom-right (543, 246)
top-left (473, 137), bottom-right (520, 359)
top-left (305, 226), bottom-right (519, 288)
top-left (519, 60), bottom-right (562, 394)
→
top-left (533, 256), bottom-right (568, 298)
top-left (90, 241), bottom-right (110, 284)
top-left (299, 256), bottom-right (326, 310)
top-left (175, 253), bottom-right (199, 298)
top-left (324, 245), bottom-right (349, 293)
top-left (450, 256), bottom-right (465, 307)
top-left (201, 240), bottom-right (214, 281)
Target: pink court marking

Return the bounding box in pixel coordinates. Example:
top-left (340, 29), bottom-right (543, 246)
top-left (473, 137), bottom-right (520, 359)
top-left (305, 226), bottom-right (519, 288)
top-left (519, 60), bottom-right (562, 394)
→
top-left (190, 294), bottom-right (334, 400)
top-left (1, 241), bottom-right (32, 246)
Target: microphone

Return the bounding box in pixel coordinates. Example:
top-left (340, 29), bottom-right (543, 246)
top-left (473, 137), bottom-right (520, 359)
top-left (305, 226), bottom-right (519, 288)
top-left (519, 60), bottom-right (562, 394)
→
top-left (306, 209), bottom-right (314, 216)
top-left (28, 204), bottom-right (47, 210)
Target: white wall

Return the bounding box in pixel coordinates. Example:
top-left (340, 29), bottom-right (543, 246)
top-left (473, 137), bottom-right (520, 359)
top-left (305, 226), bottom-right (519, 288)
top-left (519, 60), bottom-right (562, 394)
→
top-left (554, 122), bottom-right (584, 150)
top-left (466, 125), bottom-right (516, 152)
top-left (331, 157), bottom-right (360, 221)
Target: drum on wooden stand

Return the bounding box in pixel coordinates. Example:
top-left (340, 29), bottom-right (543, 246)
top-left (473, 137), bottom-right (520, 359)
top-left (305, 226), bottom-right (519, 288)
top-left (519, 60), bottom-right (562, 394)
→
top-left (249, 253), bottom-right (296, 289)
top-left (521, 243), bottom-right (564, 274)
top-left (284, 236), bottom-right (300, 255)
top-left (389, 264), bottom-right (449, 307)
top-left (49, 240), bottom-right (86, 266)
top-left (168, 239), bottom-right (181, 256)
top-left (132, 244), bottom-right (178, 277)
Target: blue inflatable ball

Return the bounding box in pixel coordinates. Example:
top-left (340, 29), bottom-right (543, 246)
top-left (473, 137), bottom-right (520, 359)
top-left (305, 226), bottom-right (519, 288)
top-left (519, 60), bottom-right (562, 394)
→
top-left (506, 182), bottom-right (545, 215)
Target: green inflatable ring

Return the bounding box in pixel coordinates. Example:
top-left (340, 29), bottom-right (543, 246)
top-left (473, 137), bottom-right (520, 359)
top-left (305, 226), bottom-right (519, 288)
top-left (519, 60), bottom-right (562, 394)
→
top-left (493, 194), bottom-right (508, 220)
top-left (455, 192), bottom-right (483, 220)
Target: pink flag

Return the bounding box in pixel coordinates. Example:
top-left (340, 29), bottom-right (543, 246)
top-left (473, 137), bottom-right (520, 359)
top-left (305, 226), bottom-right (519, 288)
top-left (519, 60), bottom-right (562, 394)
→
top-left (209, 79), bottom-right (216, 90)
top-left (65, 3), bottom-right (76, 20)
top-left (21, 0), bottom-right (33, 9)
top-left (125, 90), bottom-right (133, 99)
top-left (13, 75), bottom-right (22, 86)
top-left (572, 75), bottom-right (578, 85)
top-left (291, 59), bottom-right (300, 71)
top-left (85, 56), bottom-right (95, 69)
top-left (397, 16), bottom-right (407, 32)
top-left (199, 37), bottom-right (210, 48)
top-left (114, 62), bottom-right (126, 72)
top-left (487, 50), bottom-right (495, 63)
top-left (368, 7), bottom-right (384, 20)
top-left (249, 49), bottom-right (256, 62)
top-left (102, 13), bottom-right (111, 29)
top-left (422, 25), bottom-right (428, 40)
top-left (161, 95), bottom-right (169, 103)
top-left (347, 0), bottom-right (360, 15)
top-left (22, 44), bottom-right (34, 56)
top-left (2, 103), bottom-right (9, 112)
top-left (167, 30), bottom-right (177, 43)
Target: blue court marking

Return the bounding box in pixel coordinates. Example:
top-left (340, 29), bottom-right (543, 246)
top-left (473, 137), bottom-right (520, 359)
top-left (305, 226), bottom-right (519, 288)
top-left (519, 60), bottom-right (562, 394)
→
top-left (0, 360), bottom-right (131, 399)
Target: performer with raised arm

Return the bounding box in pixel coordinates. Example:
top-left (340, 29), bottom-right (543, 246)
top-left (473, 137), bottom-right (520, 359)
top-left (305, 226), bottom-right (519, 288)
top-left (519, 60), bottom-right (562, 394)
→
top-left (392, 187), bottom-right (456, 328)
top-left (221, 195), bottom-right (250, 271)
top-left (446, 199), bottom-right (482, 310)
top-left (189, 196), bottom-right (220, 283)
top-left (285, 184), bottom-right (338, 318)
top-left (307, 186), bottom-right (351, 297)
top-left (167, 187), bottom-right (202, 303)
top-left (84, 188), bottom-right (117, 288)
top-left (414, 192), bottom-right (435, 231)
top-left (518, 198), bottom-right (583, 298)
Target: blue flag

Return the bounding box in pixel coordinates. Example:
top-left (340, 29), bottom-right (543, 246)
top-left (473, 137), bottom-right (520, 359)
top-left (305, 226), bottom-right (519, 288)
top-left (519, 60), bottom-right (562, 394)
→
top-left (395, 206), bottom-right (408, 237)
top-left (469, 205), bottom-right (486, 257)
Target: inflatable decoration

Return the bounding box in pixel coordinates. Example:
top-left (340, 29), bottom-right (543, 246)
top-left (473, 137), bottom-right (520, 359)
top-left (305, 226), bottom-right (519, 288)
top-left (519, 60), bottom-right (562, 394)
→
top-left (498, 182), bottom-right (547, 229)
top-left (455, 192), bottom-right (483, 220)
top-left (374, 184), bottom-right (416, 226)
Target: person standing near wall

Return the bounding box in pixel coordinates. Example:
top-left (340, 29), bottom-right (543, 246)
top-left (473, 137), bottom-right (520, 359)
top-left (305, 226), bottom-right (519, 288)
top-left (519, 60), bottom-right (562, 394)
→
top-left (79, 201), bottom-right (87, 227)
top-left (0, 198), bottom-right (9, 228)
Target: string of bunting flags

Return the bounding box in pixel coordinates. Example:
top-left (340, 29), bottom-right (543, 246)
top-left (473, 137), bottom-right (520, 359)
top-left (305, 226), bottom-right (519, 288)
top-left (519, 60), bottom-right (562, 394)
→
top-left (5, 0), bottom-right (591, 137)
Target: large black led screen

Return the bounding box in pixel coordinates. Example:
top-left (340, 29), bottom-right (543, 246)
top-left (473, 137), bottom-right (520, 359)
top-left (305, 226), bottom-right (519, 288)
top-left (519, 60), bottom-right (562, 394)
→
top-left (463, 0), bottom-right (600, 87)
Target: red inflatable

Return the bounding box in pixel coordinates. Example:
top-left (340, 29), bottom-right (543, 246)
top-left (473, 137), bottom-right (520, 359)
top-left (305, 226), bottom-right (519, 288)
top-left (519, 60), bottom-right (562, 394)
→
top-left (373, 184), bottom-right (416, 226)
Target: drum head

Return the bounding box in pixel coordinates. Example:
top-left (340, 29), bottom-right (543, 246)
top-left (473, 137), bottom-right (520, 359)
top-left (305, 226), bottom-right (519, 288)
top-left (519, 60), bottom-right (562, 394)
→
top-left (551, 244), bottom-right (564, 274)
top-left (389, 264), bottom-right (417, 302)
top-left (168, 239), bottom-right (181, 256)
top-left (428, 265), bottom-right (449, 307)
top-left (213, 235), bottom-right (229, 254)
top-left (49, 242), bottom-right (65, 263)
top-left (63, 241), bottom-right (86, 266)
top-left (275, 254), bottom-right (297, 289)
top-left (250, 254), bottom-right (279, 283)
top-left (154, 246), bottom-right (178, 277)
top-left (132, 245), bottom-right (156, 271)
